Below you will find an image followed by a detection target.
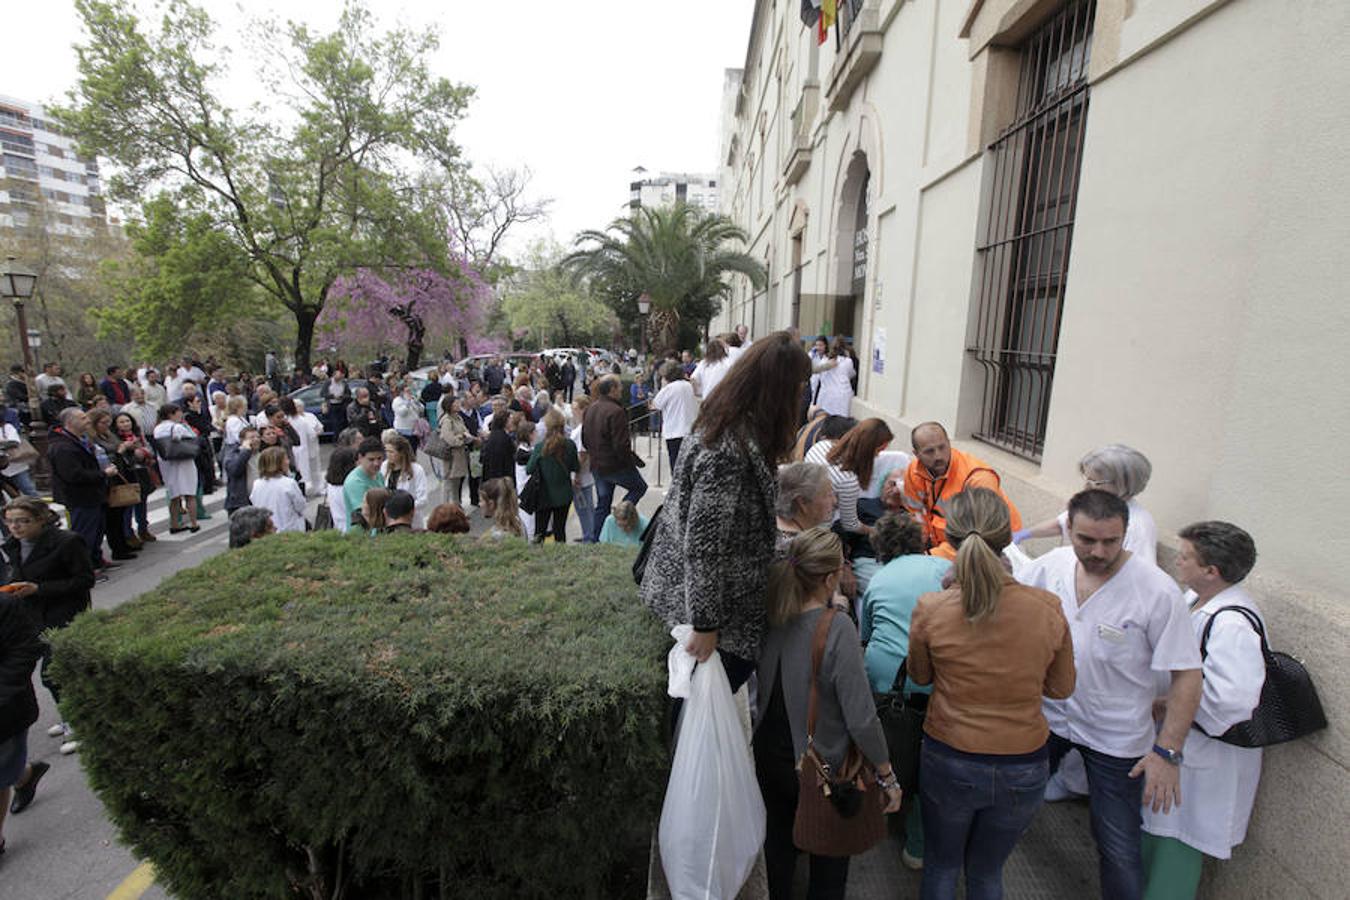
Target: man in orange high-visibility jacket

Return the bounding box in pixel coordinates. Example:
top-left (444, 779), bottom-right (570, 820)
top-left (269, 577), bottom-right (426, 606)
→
top-left (902, 422), bottom-right (1022, 559)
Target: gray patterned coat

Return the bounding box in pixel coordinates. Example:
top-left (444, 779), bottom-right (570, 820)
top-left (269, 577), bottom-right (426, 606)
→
top-left (639, 430), bottom-right (778, 662)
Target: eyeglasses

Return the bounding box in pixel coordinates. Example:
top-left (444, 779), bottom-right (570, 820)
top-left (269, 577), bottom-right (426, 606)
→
top-left (1085, 478), bottom-right (1114, 488)
top-left (3, 517), bottom-right (35, 526)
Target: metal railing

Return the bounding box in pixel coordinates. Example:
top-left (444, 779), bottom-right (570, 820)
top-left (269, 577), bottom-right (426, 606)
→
top-left (625, 399), bottom-right (666, 488)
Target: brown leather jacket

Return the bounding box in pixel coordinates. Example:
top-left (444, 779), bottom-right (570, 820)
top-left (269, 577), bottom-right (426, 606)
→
top-left (582, 395), bottom-right (640, 476)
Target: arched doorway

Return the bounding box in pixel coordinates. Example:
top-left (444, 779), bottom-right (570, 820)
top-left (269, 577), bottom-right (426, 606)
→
top-left (830, 152), bottom-right (870, 353)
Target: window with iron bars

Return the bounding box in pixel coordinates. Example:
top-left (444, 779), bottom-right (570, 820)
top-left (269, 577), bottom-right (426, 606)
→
top-left (968, 0), bottom-right (1095, 460)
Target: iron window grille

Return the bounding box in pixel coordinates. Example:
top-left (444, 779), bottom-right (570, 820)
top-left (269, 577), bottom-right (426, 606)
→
top-left (968, 0), bottom-right (1096, 460)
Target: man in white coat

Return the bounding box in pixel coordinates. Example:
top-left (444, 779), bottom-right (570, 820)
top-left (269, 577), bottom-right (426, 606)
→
top-left (1140, 521), bottom-right (1265, 899)
top-left (1021, 489), bottom-right (1202, 900)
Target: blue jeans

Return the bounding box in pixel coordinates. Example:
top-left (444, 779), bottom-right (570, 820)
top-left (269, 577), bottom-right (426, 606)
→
top-left (8, 468), bottom-right (38, 496)
top-left (573, 483), bottom-right (596, 543)
top-left (1049, 734), bottom-right (1144, 900)
top-left (592, 467), bottom-right (646, 543)
top-left (920, 738), bottom-right (1049, 900)
top-left (68, 504), bottom-right (105, 567)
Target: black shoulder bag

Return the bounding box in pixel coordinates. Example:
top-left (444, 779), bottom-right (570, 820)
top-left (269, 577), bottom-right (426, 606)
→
top-left (631, 504), bottom-right (663, 586)
top-left (873, 658), bottom-right (928, 793)
top-left (1196, 606), bottom-right (1328, 747)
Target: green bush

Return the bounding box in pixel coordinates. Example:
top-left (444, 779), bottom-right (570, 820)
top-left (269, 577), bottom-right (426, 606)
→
top-left (52, 532), bottom-right (670, 899)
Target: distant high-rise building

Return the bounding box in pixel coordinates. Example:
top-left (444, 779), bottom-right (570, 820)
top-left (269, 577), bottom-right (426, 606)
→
top-left (0, 94), bottom-right (111, 235)
top-left (627, 169), bottom-right (718, 214)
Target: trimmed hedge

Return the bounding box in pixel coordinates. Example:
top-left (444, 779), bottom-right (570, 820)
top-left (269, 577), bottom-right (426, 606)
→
top-left (52, 532), bottom-right (670, 899)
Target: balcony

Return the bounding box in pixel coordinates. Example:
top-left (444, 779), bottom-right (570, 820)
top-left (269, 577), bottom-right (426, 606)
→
top-left (782, 82), bottom-right (820, 186)
top-left (826, 0), bottom-right (884, 112)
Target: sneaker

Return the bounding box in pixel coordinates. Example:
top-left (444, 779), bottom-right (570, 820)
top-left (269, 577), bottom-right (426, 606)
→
top-left (10, 761), bottom-right (50, 814)
top-left (47, 723), bottom-right (67, 737)
top-left (60, 739), bottom-right (81, 755)
top-left (901, 848), bottom-right (924, 871)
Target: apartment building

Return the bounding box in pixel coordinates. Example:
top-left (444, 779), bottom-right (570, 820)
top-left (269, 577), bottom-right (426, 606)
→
top-left (0, 93), bottom-right (109, 235)
top-left (627, 167), bottom-right (719, 214)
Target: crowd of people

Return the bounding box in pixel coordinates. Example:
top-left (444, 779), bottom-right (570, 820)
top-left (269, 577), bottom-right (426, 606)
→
top-left (637, 331), bottom-right (1273, 900)
top-left (0, 331), bottom-right (1282, 899)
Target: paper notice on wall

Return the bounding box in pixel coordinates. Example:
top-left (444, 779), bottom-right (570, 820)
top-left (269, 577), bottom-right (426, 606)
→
top-left (872, 326), bottom-right (886, 374)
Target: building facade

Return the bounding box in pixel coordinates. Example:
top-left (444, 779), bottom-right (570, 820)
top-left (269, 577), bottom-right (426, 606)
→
top-left (628, 169), bottom-right (719, 214)
top-left (0, 94), bottom-right (109, 235)
top-left (717, 1), bottom-right (1348, 896)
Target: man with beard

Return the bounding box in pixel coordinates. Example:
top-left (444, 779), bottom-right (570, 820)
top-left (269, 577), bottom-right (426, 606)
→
top-left (1021, 489), bottom-right (1202, 900)
top-left (902, 421), bottom-right (1021, 558)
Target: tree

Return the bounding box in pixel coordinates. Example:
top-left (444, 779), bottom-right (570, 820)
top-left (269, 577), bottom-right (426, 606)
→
top-left (502, 243), bottom-right (617, 349)
top-left (1, 196), bottom-right (133, 375)
top-left (562, 204), bottom-right (766, 355)
top-left (442, 166), bottom-right (551, 282)
top-left (53, 0), bottom-right (474, 370)
top-left (317, 256), bottom-right (492, 370)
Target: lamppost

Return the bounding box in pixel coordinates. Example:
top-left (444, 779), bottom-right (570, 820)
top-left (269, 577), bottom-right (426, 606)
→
top-left (1, 256), bottom-right (49, 492)
top-left (637, 292), bottom-right (651, 360)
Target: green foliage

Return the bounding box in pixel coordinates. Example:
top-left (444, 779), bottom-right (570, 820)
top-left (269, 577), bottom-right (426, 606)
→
top-left (502, 241), bottom-right (618, 347)
top-left (54, 0), bottom-right (475, 369)
top-left (52, 533), bottom-right (670, 899)
top-left (563, 203), bottom-right (766, 354)
top-left (93, 195), bottom-right (265, 358)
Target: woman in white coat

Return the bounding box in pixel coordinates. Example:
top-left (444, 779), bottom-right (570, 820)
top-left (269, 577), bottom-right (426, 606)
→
top-left (152, 403), bottom-right (200, 533)
top-left (285, 397), bottom-right (322, 495)
top-left (813, 337), bottom-right (855, 417)
top-left (1141, 521), bottom-right (1265, 899)
top-left (380, 434), bottom-right (429, 529)
top-left (689, 339), bottom-right (735, 400)
top-left (249, 446), bottom-right (308, 533)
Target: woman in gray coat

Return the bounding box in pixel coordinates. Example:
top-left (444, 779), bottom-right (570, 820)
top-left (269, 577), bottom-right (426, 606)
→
top-left (639, 332), bottom-right (812, 691)
top-left (755, 527), bottom-right (902, 899)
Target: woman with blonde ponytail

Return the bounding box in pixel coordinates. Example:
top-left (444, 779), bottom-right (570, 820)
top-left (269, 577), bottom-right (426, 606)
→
top-left (907, 488), bottom-right (1077, 900)
top-left (754, 527), bottom-right (903, 900)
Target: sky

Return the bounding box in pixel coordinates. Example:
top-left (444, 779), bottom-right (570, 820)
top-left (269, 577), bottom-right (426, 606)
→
top-left (6, 0), bottom-right (756, 257)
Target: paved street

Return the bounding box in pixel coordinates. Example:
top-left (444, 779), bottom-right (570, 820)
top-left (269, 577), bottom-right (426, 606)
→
top-left (1, 434), bottom-right (1098, 899)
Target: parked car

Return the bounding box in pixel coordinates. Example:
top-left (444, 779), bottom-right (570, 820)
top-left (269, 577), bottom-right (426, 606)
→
top-left (288, 372), bottom-right (428, 441)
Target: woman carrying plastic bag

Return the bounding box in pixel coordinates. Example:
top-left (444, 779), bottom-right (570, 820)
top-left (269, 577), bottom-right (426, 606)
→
top-left (659, 626), bottom-right (766, 900)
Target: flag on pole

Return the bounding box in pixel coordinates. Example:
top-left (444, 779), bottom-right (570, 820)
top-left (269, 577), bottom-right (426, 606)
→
top-left (800, 0), bottom-right (821, 28)
top-left (818, 0), bottom-right (837, 45)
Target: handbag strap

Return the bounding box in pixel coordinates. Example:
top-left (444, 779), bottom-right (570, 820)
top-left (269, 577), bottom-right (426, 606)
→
top-left (1200, 605), bottom-right (1270, 661)
top-left (805, 607), bottom-right (837, 743)
top-left (888, 657), bottom-right (909, 695)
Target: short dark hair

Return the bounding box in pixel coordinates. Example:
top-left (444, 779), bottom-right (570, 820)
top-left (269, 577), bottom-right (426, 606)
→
top-left (263, 403), bottom-right (283, 419)
top-left (873, 513), bottom-right (927, 564)
top-left (819, 415), bottom-right (857, 441)
top-left (1178, 521), bottom-right (1257, 584)
top-left (357, 436), bottom-right (385, 457)
top-left (910, 421), bottom-right (949, 449)
top-left (384, 489), bottom-right (415, 521)
top-left (106, 365), bottom-right (121, 375)
top-left (1067, 489), bottom-right (1130, 529)
top-left (10, 363), bottom-right (24, 374)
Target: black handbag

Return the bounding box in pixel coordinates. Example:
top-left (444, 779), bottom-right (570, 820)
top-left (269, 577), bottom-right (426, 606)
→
top-left (1196, 606), bottom-right (1328, 748)
top-left (873, 658), bottom-right (928, 794)
top-left (517, 474), bottom-right (541, 514)
top-left (156, 434), bottom-right (199, 460)
top-left (631, 504), bottom-right (663, 585)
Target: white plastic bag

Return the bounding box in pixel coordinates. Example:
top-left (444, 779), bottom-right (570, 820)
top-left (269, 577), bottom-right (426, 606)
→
top-left (667, 625), bottom-right (697, 699)
top-left (659, 650), bottom-right (766, 900)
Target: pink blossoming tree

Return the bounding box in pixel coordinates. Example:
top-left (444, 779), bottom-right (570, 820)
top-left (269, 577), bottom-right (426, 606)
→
top-left (318, 258), bottom-right (494, 369)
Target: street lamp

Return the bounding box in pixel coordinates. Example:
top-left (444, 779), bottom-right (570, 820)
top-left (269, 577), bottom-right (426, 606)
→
top-left (1, 256), bottom-right (50, 493)
top-left (637, 292), bottom-right (651, 359)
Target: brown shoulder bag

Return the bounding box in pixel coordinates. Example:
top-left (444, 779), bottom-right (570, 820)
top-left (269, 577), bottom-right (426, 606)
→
top-left (792, 608), bottom-right (887, 857)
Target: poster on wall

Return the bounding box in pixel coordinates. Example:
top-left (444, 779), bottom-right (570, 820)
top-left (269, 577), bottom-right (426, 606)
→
top-left (872, 326), bottom-right (886, 374)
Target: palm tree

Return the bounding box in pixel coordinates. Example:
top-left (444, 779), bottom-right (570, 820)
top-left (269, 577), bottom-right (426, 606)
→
top-left (562, 204), bottom-right (766, 355)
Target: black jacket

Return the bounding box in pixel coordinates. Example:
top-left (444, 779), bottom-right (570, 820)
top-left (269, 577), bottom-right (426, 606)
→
top-left (223, 444), bottom-right (254, 512)
top-left (48, 427), bottom-right (108, 508)
top-left (346, 400), bottom-right (383, 438)
top-left (2, 524), bottom-right (95, 630)
top-left (0, 594), bottom-right (41, 742)
top-left (480, 429), bottom-right (516, 485)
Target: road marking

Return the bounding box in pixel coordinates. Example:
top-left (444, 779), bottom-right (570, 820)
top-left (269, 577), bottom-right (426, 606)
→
top-left (107, 862), bottom-right (155, 900)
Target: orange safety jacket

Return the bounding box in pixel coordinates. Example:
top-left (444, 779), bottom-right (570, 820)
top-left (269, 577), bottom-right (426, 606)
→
top-left (902, 447), bottom-right (1023, 558)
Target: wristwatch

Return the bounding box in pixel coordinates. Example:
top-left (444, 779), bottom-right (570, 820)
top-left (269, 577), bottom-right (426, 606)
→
top-left (1152, 744), bottom-right (1183, 765)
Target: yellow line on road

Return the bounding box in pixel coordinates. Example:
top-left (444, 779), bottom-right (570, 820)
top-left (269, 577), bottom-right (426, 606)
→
top-left (107, 862), bottom-right (155, 900)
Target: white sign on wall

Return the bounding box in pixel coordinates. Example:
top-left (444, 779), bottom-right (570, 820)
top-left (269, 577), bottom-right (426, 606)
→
top-left (872, 326), bottom-right (886, 374)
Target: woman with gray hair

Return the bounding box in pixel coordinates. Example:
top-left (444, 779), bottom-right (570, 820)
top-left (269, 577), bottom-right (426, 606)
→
top-left (1014, 443), bottom-right (1157, 563)
top-left (773, 461), bottom-right (835, 558)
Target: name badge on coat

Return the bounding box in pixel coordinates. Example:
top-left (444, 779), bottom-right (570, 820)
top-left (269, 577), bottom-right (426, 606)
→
top-left (1097, 623), bottom-right (1128, 644)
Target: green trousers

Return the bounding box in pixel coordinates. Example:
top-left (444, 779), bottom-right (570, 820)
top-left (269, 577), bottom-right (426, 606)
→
top-left (1141, 832), bottom-right (1203, 900)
